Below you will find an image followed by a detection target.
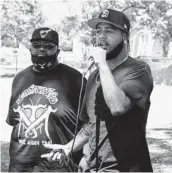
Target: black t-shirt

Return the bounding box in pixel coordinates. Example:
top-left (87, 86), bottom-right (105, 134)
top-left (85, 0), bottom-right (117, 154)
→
top-left (80, 57), bottom-right (153, 172)
top-left (6, 63), bottom-right (86, 171)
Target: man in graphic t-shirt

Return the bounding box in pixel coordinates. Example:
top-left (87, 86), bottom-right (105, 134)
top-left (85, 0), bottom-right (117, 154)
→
top-left (6, 27), bottom-right (86, 172)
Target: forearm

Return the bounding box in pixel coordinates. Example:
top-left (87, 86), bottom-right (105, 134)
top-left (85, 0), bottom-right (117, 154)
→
top-left (65, 126), bottom-right (89, 154)
top-left (99, 64), bottom-right (131, 115)
top-left (41, 126), bottom-right (89, 160)
top-left (66, 134), bottom-right (88, 153)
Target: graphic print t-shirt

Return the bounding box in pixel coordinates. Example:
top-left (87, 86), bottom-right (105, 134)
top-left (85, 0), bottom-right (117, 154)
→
top-left (6, 64), bottom-right (85, 167)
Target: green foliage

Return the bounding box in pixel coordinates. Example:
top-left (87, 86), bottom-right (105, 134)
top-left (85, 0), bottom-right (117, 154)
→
top-left (58, 0), bottom-right (123, 51)
top-left (59, 15), bottom-right (80, 51)
top-left (1, 0), bottom-right (45, 48)
top-left (123, 1), bottom-right (172, 56)
top-left (59, 0), bottom-right (172, 56)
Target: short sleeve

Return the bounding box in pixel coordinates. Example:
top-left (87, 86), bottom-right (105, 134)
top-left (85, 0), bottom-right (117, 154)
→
top-left (6, 77), bottom-right (20, 126)
top-left (6, 96), bottom-right (17, 126)
top-left (119, 62), bottom-right (153, 109)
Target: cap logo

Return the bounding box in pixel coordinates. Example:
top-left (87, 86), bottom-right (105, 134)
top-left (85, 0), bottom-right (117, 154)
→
top-left (40, 29), bottom-right (52, 38)
top-left (101, 10), bottom-right (109, 18)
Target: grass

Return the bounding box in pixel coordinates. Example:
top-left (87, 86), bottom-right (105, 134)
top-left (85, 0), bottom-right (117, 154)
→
top-left (1, 125), bottom-right (172, 172)
top-left (1, 142), bottom-right (10, 172)
top-left (147, 124), bottom-right (172, 173)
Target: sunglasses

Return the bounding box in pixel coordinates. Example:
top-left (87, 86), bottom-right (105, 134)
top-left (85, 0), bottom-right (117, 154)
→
top-left (32, 42), bottom-right (57, 50)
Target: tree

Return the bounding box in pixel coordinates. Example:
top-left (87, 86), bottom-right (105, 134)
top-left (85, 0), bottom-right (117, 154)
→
top-left (1, 0), bottom-right (45, 48)
top-left (122, 0), bottom-right (172, 57)
top-left (59, 15), bottom-right (81, 51)
top-left (59, 0), bottom-right (172, 57)
top-left (58, 0), bottom-right (123, 51)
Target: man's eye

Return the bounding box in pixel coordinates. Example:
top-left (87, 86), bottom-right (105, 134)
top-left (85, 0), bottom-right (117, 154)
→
top-left (43, 45), bottom-right (51, 49)
top-left (44, 44), bottom-right (55, 49)
top-left (32, 43), bottom-right (56, 49)
top-left (32, 44), bottom-right (41, 49)
top-left (96, 30), bottom-right (101, 34)
top-left (106, 30), bottom-right (114, 33)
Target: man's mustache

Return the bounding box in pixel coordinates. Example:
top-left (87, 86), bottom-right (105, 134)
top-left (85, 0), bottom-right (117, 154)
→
top-left (35, 51), bottom-right (48, 57)
top-left (96, 41), bottom-right (110, 47)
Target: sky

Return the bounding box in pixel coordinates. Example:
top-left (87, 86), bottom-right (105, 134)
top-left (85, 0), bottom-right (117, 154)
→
top-left (39, 0), bottom-right (82, 26)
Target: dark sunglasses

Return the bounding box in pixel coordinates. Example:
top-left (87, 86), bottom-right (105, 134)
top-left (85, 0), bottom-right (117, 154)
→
top-left (32, 42), bottom-right (57, 50)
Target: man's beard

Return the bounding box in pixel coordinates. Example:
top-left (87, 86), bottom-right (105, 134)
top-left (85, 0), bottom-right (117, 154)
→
top-left (106, 40), bottom-right (124, 60)
top-left (31, 54), bottom-right (57, 72)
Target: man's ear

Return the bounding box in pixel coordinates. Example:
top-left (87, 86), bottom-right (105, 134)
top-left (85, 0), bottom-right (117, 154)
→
top-left (56, 49), bottom-right (60, 56)
top-left (29, 43), bottom-right (32, 53)
top-left (122, 33), bottom-right (130, 52)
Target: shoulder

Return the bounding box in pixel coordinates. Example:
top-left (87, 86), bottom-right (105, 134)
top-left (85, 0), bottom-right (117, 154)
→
top-left (121, 57), bottom-right (153, 84)
top-left (58, 63), bottom-right (87, 87)
top-left (12, 66), bottom-right (32, 86)
top-left (124, 57), bottom-right (152, 74)
top-left (126, 57), bottom-right (150, 67)
top-left (13, 66), bottom-right (32, 81)
top-left (58, 63), bottom-right (83, 77)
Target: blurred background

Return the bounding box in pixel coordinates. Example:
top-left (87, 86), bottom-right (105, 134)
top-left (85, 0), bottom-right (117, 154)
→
top-left (0, 0), bottom-right (172, 172)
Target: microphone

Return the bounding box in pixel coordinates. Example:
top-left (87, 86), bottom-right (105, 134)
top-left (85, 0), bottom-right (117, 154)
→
top-left (87, 56), bottom-right (95, 71)
top-left (84, 57), bottom-right (95, 75)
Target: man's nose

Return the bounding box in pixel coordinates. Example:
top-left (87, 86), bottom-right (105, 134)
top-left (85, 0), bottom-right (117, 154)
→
top-left (99, 32), bottom-right (107, 39)
top-left (38, 46), bottom-right (45, 50)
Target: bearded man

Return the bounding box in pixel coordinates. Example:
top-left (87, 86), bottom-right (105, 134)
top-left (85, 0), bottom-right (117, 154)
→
top-left (42, 9), bottom-right (154, 172)
top-left (6, 27), bottom-right (86, 172)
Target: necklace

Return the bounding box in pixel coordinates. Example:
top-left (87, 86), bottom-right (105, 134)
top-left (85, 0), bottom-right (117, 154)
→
top-left (95, 56), bottom-right (129, 84)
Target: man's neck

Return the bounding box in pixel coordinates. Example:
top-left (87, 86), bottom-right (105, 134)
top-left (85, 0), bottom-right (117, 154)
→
top-left (107, 48), bottom-right (128, 70)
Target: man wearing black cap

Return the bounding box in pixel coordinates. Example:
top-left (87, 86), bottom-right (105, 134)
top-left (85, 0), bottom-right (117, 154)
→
top-left (42, 9), bottom-right (153, 172)
top-left (6, 27), bottom-right (86, 172)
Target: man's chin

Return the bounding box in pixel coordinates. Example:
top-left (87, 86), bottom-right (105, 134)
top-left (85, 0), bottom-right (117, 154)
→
top-left (105, 49), bottom-right (111, 54)
top-left (99, 46), bottom-right (111, 53)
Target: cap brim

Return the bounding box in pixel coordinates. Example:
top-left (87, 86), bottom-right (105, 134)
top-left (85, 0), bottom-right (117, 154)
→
top-left (87, 18), bottom-right (116, 29)
top-left (30, 38), bottom-right (58, 46)
top-left (87, 18), bottom-right (128, 33)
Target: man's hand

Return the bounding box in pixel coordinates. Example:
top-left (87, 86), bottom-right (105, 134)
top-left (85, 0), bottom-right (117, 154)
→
top-left (88, 46), bottom-right (107, 68)
top-left (41, 144), bottom-right (71, 164)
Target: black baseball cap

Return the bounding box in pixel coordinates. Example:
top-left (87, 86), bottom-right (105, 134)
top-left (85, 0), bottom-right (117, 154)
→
top-left (30, 27), bottom-right (59, 46)
top-left (87, 9), bottom-right (130, 33)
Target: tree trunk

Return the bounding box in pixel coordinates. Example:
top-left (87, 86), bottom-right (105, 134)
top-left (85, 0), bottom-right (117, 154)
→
top-left (162, 39), bottom-right (169, 57)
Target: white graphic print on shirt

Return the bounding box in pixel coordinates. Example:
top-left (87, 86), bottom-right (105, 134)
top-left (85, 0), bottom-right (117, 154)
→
top-left (14, 85), bottom-right (58, 146)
